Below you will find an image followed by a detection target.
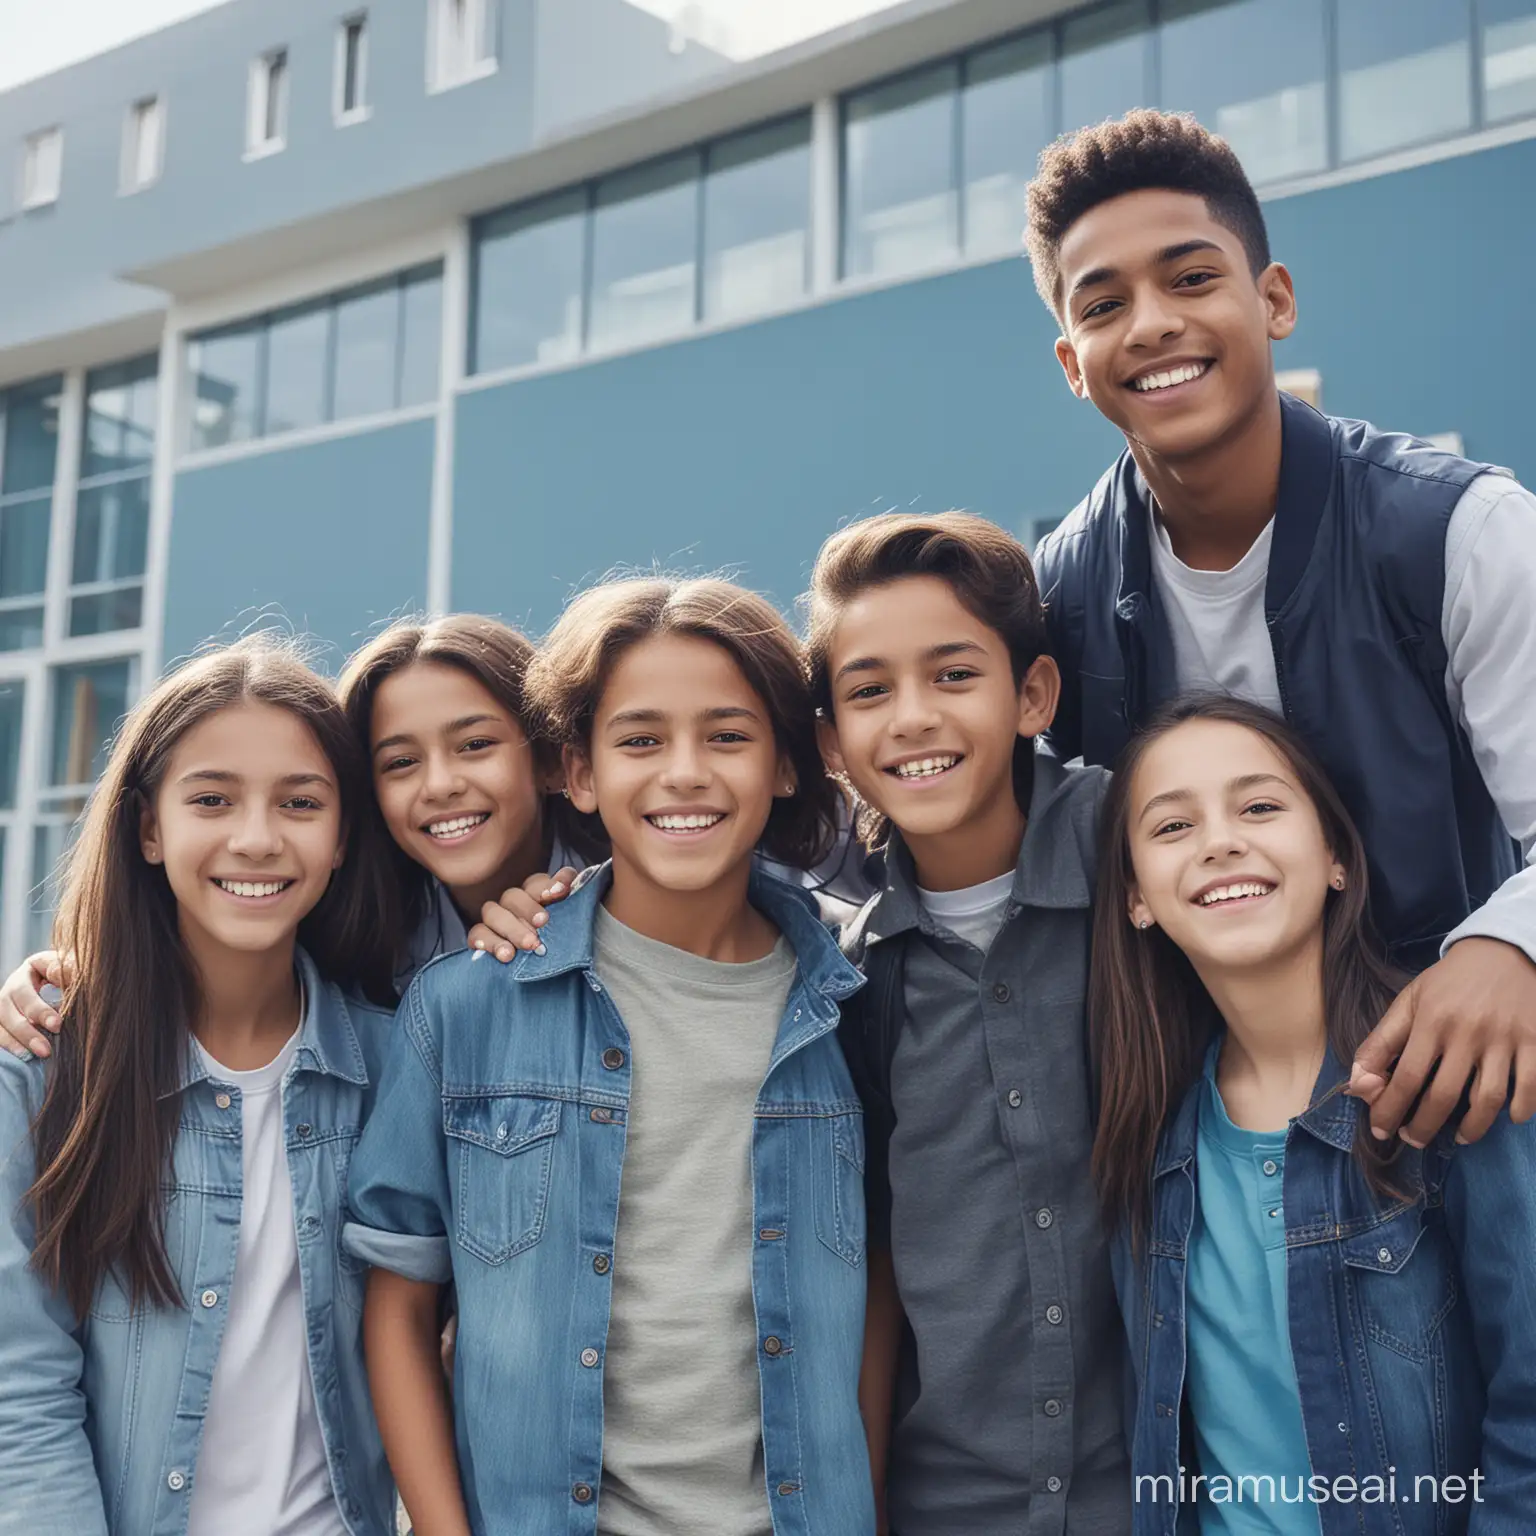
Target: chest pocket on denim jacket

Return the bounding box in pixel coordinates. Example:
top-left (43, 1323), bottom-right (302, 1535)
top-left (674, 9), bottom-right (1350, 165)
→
top-left (444, 1095), bottom-right (561, 1265)
top-left (1341, 1198), bottom-right (1455, 1361)
top-left (813, 1111), bottom-right (866, 1267)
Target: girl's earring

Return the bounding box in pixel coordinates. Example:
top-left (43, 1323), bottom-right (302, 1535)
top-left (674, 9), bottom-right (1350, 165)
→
top-left (560, 787), bottom-right (571, 800)
top-left (1136, 917), bottom-right (1151, 931)
top-left (1331, 873), bottom-right (1345, 891)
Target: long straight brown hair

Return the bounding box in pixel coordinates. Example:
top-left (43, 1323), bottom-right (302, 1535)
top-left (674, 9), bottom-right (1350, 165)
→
top-left (1090, 695), bottom-right (1406, 1244)
top-left (29, 634), bottom-right (395, 1318)
top-left (338, 614), bottom-right (606, 973)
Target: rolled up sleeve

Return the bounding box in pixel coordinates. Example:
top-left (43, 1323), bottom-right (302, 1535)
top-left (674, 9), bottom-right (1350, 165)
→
top-left (344, 985), bottom-right (455, 1285)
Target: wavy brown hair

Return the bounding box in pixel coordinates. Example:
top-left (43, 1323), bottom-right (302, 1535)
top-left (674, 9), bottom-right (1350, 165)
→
top-left (29, 634), bottom-right (394, 1319)
top-left (338, 615), bottom-right (606, 968)
top-left (527, 577), bottom-right (837, 872)
top-left (1091, 695), bottom-right (1407, 1246)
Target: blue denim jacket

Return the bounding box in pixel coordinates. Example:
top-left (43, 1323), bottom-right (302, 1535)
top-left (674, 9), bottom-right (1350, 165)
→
top-left (1113, 1047), bottom-right (1536, 1535)
top-left (344, 865), bottom-right (875, 1535)
top-left (0, 950), bottom-right (398, 1536)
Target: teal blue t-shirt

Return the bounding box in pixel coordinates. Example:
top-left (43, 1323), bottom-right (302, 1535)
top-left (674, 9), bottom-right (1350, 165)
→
top-left (1185, 1051), bottom-right (1320, 1534)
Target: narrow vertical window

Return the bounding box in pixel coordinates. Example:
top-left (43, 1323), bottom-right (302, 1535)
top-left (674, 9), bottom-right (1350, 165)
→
top-left (248, 48), bottom-right (288, 155)
top-left (21, 127), bottom-right (63, 209)
top-left (338, 15), bottom-right (369, 121)
top-left (430, 0), bottom-right (495, 91)
top-left (122, 96), bottom-right (164, 192)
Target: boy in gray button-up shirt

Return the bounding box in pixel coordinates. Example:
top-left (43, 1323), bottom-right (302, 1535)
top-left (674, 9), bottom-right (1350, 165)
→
top-left (807, 512), bottom-right (1130, 1536)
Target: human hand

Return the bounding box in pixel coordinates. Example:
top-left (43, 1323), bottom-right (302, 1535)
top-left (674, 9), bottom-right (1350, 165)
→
top-left (0, 951), bottom-right (70, 1059)
top-left (466, 867), bottom-right (578, 963)
top-left (1347, 937), bottom-right (1536, 1146)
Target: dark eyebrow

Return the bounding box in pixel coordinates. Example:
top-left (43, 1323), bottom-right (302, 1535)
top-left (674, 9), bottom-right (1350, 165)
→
top-left (372, 713), bottom-right (500, 757)
top-left (606, 705), bottom-right (763, 729)
top-left (1069, 239), bottom-right (1225, 301)
top-left (1137, 771), bottom-right (1291, 822)
top-left (178, 770), bottom-right (333, 788)
top-left (834, 640), bottom-right (986, 684)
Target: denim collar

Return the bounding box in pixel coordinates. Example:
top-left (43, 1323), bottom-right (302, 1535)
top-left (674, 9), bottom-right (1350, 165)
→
top-left (857, 750), bottom-right (1090, 949)
top-left (171, 948), bottom-right (370, 1095)
top-left (1153, 1034), bottom-right (1358, 1176)
top-left (508, 860), bottom-right (866, 1003)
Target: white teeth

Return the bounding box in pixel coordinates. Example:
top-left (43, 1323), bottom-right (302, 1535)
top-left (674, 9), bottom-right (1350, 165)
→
top-left (426, 813), bottom-right (489, 838)
top-left (1197, 881), bottom-right (1273, 906)
top-left (215, 879), bottom-right (290, 899)
top-left (893, 755), bottom-right (959, 779)
top-left (1133, 361), bottom-right (1208, 392)
top-left (649, 813), bottom-right (724, 831)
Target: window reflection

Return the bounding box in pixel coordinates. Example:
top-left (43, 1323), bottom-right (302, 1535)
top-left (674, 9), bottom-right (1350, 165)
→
top-left (474, 189), bottom-right (589, 373)
top-left (0, 682), bottom-right (22, 810)
top-left (1482, 0), bottom-right (1536, 122)
top-left (0, 497), bottom-right (51, 599)
top-left (50, 659), bottom-right (133, 788)
top-left (1, 376), bottom-right (63, 497)
top-left (843, 63), bottom-right (960, 281)
top-left (82, 356), bottom-right (158, 480)
top-left (1337, 0), bottom-right (1471, 161)
top-left (1059, 0), bottom-right (1152, 135)
top-left (332, 279), bottom-right (399, 421)
top-left (264, 301), bottom-right (332, 436)
top-left (398, 266), bottom-right (445, 407)
top-left (963, 32), bottom-right (1053, 257)
top-left (190, 325), bottom-right (263, 450)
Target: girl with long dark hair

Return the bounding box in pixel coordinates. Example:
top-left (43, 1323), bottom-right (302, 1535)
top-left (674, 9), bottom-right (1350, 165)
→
top-left (1092, 694), bottom-right (1535, 1534)
top-left (0, 635), bottom-right (400, 1534)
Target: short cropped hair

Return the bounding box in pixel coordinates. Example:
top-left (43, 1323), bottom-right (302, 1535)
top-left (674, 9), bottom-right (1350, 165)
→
top-left (1025, 109), bottom-right (1271, 318)
top-left (527, 576), bottom-right (838, 872)
top-left (804, 511), bottom-right (1049, 846)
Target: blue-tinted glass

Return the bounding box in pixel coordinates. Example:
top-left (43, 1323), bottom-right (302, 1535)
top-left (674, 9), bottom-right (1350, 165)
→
top-left (2, 376), bottom-right (63, 496)
top-left (69, 587), bottom-right (144, 637)
top-left (0, 608), bottom-right (44, 653)
top-left (963, 32), bottom-right (1053, 257)
top-left (590, 153), bottom-right (701, 350)
top-left (82, 355), bottom-right (158, 480)
top-left (703, 116), bottom-right (810, 323)
top-left (397, 265), bottom-right (444, 408)
top-left (473, 189), bottom-right (588, 372)
top-left (189, 324), bottom-right (262, 450)
top-left (30, 818), bottom-right (81, 952)
top-left (50, 658), bottom-right (133, 786)
top-left (264, 300), bottom-right (331, 435)
top-left (333, 278), bottom-right (399, 421)
top-left (72, 476), bottom-right (151, 585)
top-left (1337, 0), bottom-right (1471, 161)
top-left (0, 680), bottom-right (22, 808)
top-left (843, 62), bottom-right (960, 281)
top-left (1482, 0), bottom-right (1536, 122)
top-left (0, 495), bottom-right (51, 598)
top-left (1059, 0), bottom-right (1152, 134)
top-left (1161, 0), bottom-right (1327, 184)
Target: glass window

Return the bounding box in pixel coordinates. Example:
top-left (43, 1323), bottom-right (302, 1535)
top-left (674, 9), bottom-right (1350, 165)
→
top-left (264, 301), bottom-right (331, 436)
top-left (2, 376), bottom-right (63, 496)
top-left (0, 681), bottom-right (22, 809)
top-left (332, 278), bottom-right (399, 421)
top-left (703, 116), bottom-right (811, 323)
top-left (843, 62), bottom-right (960, 281)
top-left (123, 96), bottom-right (164, 191)
top-left (340, 16), bottom-right (368, 117)
top-left (72, 478), bottom-right (151, 586)
top-left (189, 324), bottom-right (262, 450)
top-left (1482, 0), bottom-right (1536, 122)
top-left (0, 609), bottom-right (44, 653)
top-left (397, 266), bottom-right (445, 408)
top-left (49, 659), bottom-right (133, 787)
top-left (589, 153), bottom-right (701, 351)
top-left (1337, 0), bottom-right (1472, 161)
top-left (1059, 0), bottom-right (1153, 135)
top-left (70, 589), bottom-right (144, 637)
top-left (1160, 0), bottom-right (1327, 185)
top-left (962, 32), bottom-right (1054, 258)
top-left (473, 190), bottom-right (589, 373)
top-left (29, 818), bottom-right (79, 953)
top-left (0, 497), bottom-right (51, 598)
top-left (22, 127), bottom-right (63, 209)
top-left (82, 356), bottom-right (158, 480)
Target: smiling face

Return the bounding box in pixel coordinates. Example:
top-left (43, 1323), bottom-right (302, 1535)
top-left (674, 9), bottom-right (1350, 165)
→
top-left (565, 632), bottom-right (792, 902)
top-left (1125, 717), bottom-right (1343, 978)
top-left (368, 660), bottom-right (549, 913)
top-left (818, 575), bottom-right (1057, 890)
top-left (1053, 188), bottom-right (1295, 463)
top-left (140, 701), bottom-right (344, 963)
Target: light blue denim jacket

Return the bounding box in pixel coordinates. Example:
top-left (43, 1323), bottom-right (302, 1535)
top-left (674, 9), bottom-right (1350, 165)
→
top-left (345, 865), bottom-right (875, 1535)
top-left (0, 950), bottom-right (398, 1536)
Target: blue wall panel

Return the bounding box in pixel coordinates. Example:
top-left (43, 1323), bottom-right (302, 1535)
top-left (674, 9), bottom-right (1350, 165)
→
top-left (163, 418), bottom-right (435, 671)
top-left (451, 134), bottom-right (1536, 634)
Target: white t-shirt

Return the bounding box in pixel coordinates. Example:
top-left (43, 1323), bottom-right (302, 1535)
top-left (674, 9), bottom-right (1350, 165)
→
top-left (188, 1028), bottom-right (346, 1536)
top-left (1147, 473), bottom-right (1536, 960)
top-left (917, 869), bottom-right (1016, 954)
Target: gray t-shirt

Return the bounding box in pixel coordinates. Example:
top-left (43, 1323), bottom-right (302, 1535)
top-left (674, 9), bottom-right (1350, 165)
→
top-left (592, 907), bottom-right (796, 1536)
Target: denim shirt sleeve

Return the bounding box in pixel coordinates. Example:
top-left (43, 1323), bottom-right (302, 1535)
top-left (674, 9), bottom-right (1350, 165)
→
top-left (0, 1058), bottom-right (108, 1536)
top-left (343, 982), bottom-right (454, 1285)
top-left (1441, 1113), bottom-right (1536, 1530)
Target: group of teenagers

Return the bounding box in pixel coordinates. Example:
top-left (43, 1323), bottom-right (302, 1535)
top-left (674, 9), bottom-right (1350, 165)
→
top-left (1, 108), bottom-right (1534, 1536)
